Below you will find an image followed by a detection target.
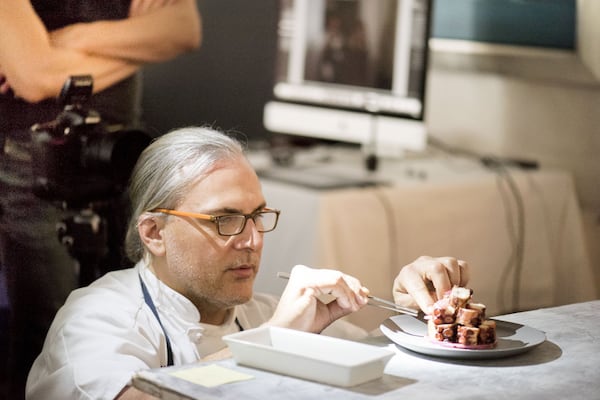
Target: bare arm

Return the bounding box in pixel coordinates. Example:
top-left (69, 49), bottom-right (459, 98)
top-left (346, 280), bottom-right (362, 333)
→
top-left (0, 0), bottom-right (200, 103)
top-left (0, 1), bottom-right (139, 102)
top-left (115, 385), bottom-right (159, 400)
top-left (201, 347), bottom-right (233, 362)
top-left (49, 0), bottom-right (201, 63)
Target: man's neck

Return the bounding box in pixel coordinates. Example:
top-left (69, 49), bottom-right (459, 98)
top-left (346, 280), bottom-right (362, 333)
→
top-left (146, 263), bottom-right (232, 326)
top-left (196, 301), bottom-right (231, 326)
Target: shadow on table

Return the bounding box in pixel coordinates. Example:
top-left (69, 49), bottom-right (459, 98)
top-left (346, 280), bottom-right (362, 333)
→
top-left (342, 374), bottom-right (417, 396)
top-left (397, 339), bottom-right (562, 367)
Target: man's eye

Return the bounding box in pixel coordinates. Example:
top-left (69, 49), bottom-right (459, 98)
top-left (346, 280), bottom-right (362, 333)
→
top-left (219, 215), bottom-right (242, 224)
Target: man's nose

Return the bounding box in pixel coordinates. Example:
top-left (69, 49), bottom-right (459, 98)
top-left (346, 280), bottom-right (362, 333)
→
top-left (235, 218), bottom-right (263, 249)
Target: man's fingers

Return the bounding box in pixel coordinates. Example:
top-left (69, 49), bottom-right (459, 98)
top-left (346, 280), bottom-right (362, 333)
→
top-left (394, 256), bottom-right (471, 313)
top-left (397, 267), bottom-right (437, 312)
top-left (290, 265), bottom-right (366, 311)
top-left (458, 259), bottom-right (470, 287)
top-left (441, 257), bottom-right (462, 289)
top-left (426, 257), bottom-right (469, 300)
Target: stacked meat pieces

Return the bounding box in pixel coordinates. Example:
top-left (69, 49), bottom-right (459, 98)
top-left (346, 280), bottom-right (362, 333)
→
top-left (427, 286), bottom-right (497, 348)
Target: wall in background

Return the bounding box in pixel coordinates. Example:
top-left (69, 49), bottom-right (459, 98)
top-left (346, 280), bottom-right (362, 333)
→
top-left (424, 0), bottom-right (599, 292)
top-left (141, 0), bottom-right (278, 139)
top-left (141, 0), bottom-right (579, 139)
top-left (426, 58), bottom-right (600, 294)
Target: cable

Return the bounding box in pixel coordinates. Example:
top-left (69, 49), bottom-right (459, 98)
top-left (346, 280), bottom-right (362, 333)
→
top-left (428, 136), bottom-right (527, 313)
top-left (494, 170), bottom-right (518, 312)
top-left (485, 158), bottom-right (526, 313)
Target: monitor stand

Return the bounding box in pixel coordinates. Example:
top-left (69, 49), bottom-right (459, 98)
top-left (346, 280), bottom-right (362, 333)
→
top-left (256, 145), bottom-right (390, 190)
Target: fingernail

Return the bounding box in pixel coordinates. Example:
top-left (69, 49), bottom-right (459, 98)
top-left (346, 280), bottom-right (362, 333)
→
top-left (337, 297), bottom-right (350, 309)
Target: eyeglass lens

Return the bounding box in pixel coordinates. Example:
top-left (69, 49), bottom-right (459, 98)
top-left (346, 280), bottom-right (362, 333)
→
top-left (218, 211), bottom-right (277, 235)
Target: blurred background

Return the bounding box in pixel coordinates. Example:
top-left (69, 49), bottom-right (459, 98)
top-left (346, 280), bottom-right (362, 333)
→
top-left (140, 0), bottom-right (599, 284)
top-left (2, 0), bottom-right (599, 396)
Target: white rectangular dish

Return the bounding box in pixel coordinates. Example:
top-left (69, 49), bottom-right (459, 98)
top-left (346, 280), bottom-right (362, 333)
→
top-left (223, 326), bottom-right (394, 387)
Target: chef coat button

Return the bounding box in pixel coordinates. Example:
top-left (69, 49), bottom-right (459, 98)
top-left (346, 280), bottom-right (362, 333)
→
top-left (187, 328), bottom-right (203, 342)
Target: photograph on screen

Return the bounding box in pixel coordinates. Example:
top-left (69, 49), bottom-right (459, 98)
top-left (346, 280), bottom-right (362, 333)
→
top-left (273, 0), bottom-right (429, 119)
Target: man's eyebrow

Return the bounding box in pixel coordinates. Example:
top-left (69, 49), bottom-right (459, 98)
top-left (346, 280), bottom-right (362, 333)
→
top-left (218, 203), bottom-right (267, 214)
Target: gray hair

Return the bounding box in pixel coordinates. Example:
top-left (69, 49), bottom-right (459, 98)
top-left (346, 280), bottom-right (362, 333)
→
top-left (124, 126), bottom-right (246, 262)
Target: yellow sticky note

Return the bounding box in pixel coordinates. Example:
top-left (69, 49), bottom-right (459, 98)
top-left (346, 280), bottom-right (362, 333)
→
top-left (170, 364), bottom-right (254, 388)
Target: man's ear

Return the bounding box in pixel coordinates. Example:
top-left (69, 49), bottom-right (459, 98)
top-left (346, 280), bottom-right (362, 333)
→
top-left (138, 216), bottom-right (166, 257)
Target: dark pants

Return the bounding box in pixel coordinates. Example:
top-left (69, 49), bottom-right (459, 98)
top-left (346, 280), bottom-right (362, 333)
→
top-left (0, 153), bottom-right (77, 399)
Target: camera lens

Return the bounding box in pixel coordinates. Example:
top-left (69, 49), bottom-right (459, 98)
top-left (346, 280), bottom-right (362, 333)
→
top-left (83, 129), bottom-right (151, 184)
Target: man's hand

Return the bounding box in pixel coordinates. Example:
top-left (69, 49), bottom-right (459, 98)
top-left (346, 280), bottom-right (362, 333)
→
top-left (393, 256), bottom-right (470, 314)
top-left (268, 265), bottom-right (369, 333)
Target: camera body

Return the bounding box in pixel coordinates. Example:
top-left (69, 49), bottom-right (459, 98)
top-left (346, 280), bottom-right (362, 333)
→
top-left (31, 75), bottom-right (150, 207)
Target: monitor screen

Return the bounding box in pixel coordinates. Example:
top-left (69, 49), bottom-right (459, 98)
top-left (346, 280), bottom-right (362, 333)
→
top-left (264, 0), bottom-right (432, 156)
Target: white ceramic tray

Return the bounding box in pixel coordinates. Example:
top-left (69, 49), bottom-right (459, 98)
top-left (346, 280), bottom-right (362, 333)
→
top-left (223, 326), bottom-right (394, 387)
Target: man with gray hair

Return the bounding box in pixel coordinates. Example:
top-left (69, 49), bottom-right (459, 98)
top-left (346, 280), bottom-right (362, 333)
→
top-left (26, 126), bottom-right (469, 399)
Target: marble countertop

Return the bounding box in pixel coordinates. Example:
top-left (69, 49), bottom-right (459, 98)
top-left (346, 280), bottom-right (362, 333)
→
top-left (133, 300), bottom-right (600, 400)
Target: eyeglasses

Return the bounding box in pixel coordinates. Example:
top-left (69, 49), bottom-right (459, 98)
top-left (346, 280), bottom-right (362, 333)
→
top-left (152, 207), bottom-right (280, 236)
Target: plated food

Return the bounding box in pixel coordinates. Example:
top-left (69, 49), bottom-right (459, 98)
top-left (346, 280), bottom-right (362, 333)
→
top-left (380, 287), bottom-right (546, 359)
top-left (427, 286), bottom-right (497, 349)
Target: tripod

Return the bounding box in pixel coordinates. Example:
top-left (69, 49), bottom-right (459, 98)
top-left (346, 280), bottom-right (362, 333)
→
top-left (56, 197), bottom-right (130, 287)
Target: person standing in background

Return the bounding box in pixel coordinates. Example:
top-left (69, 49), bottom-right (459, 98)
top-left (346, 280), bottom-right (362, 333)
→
top-left (0, 1), bottom-right (201, 398)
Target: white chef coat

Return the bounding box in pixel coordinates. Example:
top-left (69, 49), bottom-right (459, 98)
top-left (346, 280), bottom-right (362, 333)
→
top-left (26, 260), bottom-right (367, 400)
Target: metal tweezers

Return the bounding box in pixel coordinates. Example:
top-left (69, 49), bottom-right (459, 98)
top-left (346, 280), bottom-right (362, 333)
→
top-left (366, 295), bottom-right (420, 317)
top-left (276, 271), bottom-right (420, 317)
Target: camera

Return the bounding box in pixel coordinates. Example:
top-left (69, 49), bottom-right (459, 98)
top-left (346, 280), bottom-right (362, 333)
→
top-left (31, 75), bottom-right (151, 207)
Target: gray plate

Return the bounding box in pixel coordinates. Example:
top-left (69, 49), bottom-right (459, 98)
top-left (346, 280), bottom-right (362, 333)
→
top-left (380, 314), bottom-right (546, 360)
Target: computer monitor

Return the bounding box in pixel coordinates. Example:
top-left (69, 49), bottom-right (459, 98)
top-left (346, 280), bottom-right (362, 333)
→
top-left (263, 0), bottom-right (432, 158)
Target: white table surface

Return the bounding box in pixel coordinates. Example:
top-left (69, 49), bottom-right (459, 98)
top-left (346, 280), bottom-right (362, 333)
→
top-left (133, 300), bottom-right (600, 400)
